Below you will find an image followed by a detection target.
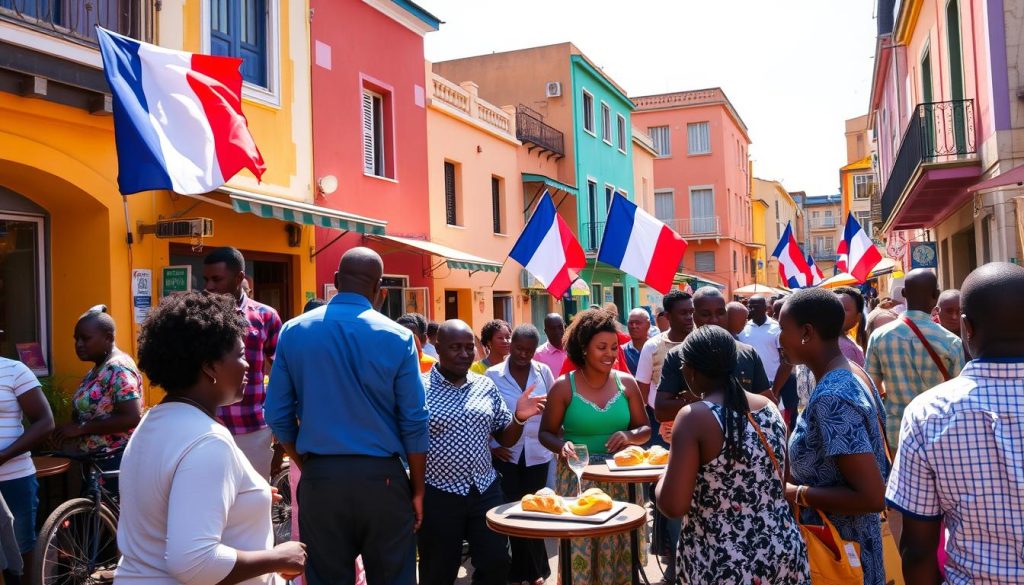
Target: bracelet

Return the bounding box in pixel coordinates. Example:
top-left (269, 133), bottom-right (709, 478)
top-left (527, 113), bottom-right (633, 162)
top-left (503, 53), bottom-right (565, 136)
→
top-left (796, 485), bottom-right (809, 506)
top-left (513, 414), bottom-right (527, 426)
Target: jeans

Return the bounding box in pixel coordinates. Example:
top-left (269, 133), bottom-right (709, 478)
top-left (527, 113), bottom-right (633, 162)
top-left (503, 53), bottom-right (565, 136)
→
top-left (0, 475), bottom-right (38, 554)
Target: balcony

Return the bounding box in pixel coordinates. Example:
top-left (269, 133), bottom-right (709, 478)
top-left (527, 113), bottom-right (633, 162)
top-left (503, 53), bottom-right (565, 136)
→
top-left (808, 248), bottom-right (838, 261)
top-left (0, 0), bottom-right (148, 47)
top-left (664, 216), bottom-right (721, 240)
top-left (880, 100), bottom-right (982, 231)
top-left (516, 105), bottom-right (564, 160)
top-left (582, 221), bottom-right (604, 252)
top-left (430, 75), bottom-right (516, 139)
top-left (808, 217), bottom-right (838, 230)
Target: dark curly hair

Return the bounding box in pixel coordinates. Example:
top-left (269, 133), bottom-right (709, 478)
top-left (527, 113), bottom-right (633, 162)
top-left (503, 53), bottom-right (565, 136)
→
top-left (564, 307), bottom-right (620, 367)
top-left (480, 319), bottom-right (511, 347)
top-left (137, 291), bottom-right (248, 394)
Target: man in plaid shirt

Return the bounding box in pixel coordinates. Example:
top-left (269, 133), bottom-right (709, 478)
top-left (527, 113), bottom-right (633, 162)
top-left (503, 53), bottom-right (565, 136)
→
top-left (886, 262), bottom-right (1024, 584)
top-left (203, 246), bottom-right (282, 479)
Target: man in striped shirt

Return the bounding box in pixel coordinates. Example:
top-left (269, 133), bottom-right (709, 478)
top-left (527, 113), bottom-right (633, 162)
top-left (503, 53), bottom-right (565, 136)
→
top-left (886, 262), bottom-right (1024, 584)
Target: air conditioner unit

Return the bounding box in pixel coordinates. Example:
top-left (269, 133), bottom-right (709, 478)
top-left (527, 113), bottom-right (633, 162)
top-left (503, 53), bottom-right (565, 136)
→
top-left (155, 218), bottom-right (215, 239)
top-left (545, 81), bottom-right (562, 98)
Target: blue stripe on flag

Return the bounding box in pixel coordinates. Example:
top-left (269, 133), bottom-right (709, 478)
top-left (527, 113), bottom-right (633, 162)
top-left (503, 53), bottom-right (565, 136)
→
top-left (771, 222), bottom-right (794, 258)
top-left (96, 27), bottom-right (174, 195)
top-left (509, 191), bottom-right (556, 267)
top-left (597, 193), bottom-right (636, 269)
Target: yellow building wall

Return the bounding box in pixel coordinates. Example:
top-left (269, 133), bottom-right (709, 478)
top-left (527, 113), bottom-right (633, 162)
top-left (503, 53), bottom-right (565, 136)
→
top-left (751, 201), bottom-right (768, 285)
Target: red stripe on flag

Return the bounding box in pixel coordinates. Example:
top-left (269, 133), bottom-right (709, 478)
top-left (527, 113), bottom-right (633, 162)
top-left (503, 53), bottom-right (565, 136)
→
top-left (557, 215), bottom-right (587, 272)
top-left (547, 268), bottom-right (572, 299)
top-left (187, 54), bottom-right (266, 182)
top-left (644, 226), bottom-right (688, 294)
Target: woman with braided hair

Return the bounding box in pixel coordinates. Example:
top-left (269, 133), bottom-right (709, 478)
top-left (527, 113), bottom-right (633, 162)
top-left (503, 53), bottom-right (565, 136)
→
top-left (655, 325), bottom-right (808, 584)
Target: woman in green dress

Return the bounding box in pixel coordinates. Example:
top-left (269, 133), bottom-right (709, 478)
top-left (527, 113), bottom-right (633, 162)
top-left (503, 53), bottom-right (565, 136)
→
top-left (539, 307), bottom-right (651, 585)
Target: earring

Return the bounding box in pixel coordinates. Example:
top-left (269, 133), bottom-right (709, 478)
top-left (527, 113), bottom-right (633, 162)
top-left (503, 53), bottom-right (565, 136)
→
top-left (207, 372), bottom-right (217, 385)
top-left (583, 351), bottom-right (588, 356)
top-left (801, 338), bottom-right (807, 345)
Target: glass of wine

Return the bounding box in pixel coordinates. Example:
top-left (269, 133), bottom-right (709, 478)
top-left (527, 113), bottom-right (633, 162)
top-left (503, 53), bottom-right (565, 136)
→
top-left (567, 443), bottom-right (589, 498)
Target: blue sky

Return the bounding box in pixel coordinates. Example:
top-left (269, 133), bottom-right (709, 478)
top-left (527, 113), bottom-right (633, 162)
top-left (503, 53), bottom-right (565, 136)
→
top-left (423, 0), bottom-right (879, 196)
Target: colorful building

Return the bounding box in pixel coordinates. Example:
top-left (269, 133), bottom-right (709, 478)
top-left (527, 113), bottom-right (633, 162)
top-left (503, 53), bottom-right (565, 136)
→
top-left (869, 0), bottom-right (1024, 287)
top-left (840, 114), bottom-right (878, 240)
top-left (801, 194), bottom-right (844, 277)
top-left (425, 69), bottom-right (523, 332)
top-left (308, 0), bottom-right (442, 320)
top-left (632, 128), bottom-right (665, 310)
top-left (632, 88), bottom-right (755, 296)
top-left (434, 43), bottom-right (640, 322)
top-left (752, 178), bottom-right (802, 288)
top-left (0, 0), bottom-right (321, 404)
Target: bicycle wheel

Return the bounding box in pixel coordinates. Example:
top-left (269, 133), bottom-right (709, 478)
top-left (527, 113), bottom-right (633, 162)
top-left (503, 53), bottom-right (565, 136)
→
top-left (33, 497), bottom-right (119, 585)
top-left (270, 463), bottom-right (291, 544)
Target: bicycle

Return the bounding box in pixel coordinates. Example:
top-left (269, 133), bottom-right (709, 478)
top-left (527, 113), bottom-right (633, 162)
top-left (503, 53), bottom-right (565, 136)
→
top-left (32, 448), bottom-right (123, 585)
top-left (269, 459), bottom-right (291, 545)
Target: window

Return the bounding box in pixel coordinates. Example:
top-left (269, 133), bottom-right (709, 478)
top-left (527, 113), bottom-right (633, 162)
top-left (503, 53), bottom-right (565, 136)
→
top-left (694, 251), bottom-right (716, 272)
top-left (444, 161), bottom-right (459, 226)
top-left (605, 185), bottom-right (614, 214)
top-left (616, 114), bottom-right (627, 152)
top-left (582, 90), bottom-right (595, 134)
top-left (654, 190), bottom-right (675, 222)
top-left (587, 180), bottom-right (599, 249)
top-left (687, 122), bottom-right (711, 155)
top-left (379, 276), bottom-right (428, 321)
top-left (775, 200), bottom-right (779, 219)
top-left (600, 102), bottom-right (612, 144)
top-left (853, 174), bottom-right (873, 199)
top-left (210, 0), bottom-right (269, 88)
top-left (733, 251), bottom-right (737, 272)
top-left (493, 293), bottom-right (513, 323)
top-left (825, 236), bottom-right (834, 253)
top-left (814, 236), bottom-right (825, 254)
top-left (855, 210), bottom-right (872, 236)
top-left (0, 214), bottom-right (46, 372)
top-left (591, 283), bottom-right (604, 305)
top-left (491, 176), bottom-right (505, 234)
top-left (362, 89), bottom-right (388, 177)
top-left (690, 188), bottom-right (715, 234)
top-left (648, 126), bottom-right (671, 157)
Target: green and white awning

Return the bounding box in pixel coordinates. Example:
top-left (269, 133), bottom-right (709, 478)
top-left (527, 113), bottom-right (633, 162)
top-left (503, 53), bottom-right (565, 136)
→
top-left (370, 235), bottom-right (503, 274)
top-left (226, 189), bottom-right (387, 235)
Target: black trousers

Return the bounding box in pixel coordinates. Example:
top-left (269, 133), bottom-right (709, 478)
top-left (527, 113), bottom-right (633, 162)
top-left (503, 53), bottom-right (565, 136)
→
top-left (494, 455), bottom-right (551, 582)
top-left (298, 455), bottom-right (415, 585)
top-left (418, 481), bottom-right (509, 585)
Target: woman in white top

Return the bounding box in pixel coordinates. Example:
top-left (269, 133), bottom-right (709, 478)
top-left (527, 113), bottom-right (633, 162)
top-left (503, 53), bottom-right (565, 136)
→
top-left (485, 324), bottom-right (554, 585)
top-left (121, 291), bottom-right (306, 585)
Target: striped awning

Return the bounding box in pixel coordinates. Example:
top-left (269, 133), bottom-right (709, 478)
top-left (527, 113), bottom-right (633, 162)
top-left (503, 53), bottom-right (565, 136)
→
top-left (369, 235), bottom-right (503, 274)
top-left (226, 188), bottom-right (387, 235)
top-left (521, 173), bottom-right (579, 196)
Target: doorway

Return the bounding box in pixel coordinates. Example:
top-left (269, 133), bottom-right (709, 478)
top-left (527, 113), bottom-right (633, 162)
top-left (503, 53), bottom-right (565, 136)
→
top-left (946, 0), bottom-right (967, 152)
top-left (950, 226), bottom-right (977, 286)
top-left (169, 245), bottom-right (294, 319)
top-left (613, 285), bottom-right (626, 321)
top-left (444, 290), bottom-right (460, 321)
top-left (493, 293), bottom-right (513, 324)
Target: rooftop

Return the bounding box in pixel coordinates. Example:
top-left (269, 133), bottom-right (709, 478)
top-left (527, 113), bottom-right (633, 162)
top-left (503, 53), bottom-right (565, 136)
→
top-left (802, 194), bottom-right (843, 206)
top-left (632, 87), bottom-right (750, 139)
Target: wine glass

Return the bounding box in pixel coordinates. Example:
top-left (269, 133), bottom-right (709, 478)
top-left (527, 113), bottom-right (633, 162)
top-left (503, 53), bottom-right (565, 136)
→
top-left (567, 443), bottom-right (589, 498)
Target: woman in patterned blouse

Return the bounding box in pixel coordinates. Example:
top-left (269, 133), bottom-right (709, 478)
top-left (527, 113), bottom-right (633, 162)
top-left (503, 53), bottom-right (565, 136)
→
top-left (779, 288), bottom-right (889, 585)
top-left (54, 306), bottom-right (143, 491)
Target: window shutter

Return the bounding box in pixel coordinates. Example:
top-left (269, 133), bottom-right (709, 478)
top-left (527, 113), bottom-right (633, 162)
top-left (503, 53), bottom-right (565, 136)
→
top-left (491, 177), bottom-right (501, 233)
top-left (444, 162), bottom-right (457, 225)
top-left (362, 91), bottom-right (376, 174)
top-left (695, 252), bottom-right (716, 272)
top-left (654, 192), bottom-right (675, 221)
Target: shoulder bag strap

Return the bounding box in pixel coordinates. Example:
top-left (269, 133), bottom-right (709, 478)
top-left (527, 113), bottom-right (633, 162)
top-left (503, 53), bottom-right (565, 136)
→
top-left (901, 315), bottom-right (952, 381)
top-left (746, 411), bottom-right (784, 484)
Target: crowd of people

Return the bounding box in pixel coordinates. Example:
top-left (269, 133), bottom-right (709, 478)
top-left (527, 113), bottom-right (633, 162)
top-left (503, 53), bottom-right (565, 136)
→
top-left (0, 243), bottom-right (1020, 585)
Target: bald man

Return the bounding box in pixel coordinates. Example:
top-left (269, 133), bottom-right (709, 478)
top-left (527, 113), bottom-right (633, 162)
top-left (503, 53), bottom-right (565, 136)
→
top-left (725, 302), bottom-right (748, 337)
top-left (266, 247), bottom-right (429, 585)
top-left (886, 263), bottom-right (1024, 583)
top-left (865, 268), bottom-right (965, 446)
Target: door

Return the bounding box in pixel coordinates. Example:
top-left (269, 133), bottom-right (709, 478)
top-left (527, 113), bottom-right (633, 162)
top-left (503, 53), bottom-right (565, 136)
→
top-left (252, 260), bottom-right (289, 318)
top-left (690, 189), bottom-right (715, 234)
top-left (613, 285), bottom-right (625, 321)
top-left (493, 294), bottom-right (513, 323)
top-left (444, 290), bottom-right (460, 321)
top-left (169, 245), bottom-right (294, 319)
top-left (921, 48), bottom-right (935, 157)
top-left (946, 0), bottom-right (967, 152)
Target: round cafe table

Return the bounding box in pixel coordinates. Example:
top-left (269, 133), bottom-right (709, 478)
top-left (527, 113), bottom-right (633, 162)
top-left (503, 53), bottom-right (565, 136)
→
top-left (486, 501), bottom-right (646, 585)
top-left (582, 463), bottom-right (665, 585)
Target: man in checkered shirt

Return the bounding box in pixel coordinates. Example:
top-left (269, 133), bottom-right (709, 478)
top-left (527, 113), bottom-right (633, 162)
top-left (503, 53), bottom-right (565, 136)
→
top-left (885, 262), bottom-right (1024, 584)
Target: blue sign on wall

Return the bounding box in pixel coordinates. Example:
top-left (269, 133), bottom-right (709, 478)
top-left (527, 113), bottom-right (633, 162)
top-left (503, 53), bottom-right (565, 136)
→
top-left (909, 242), bottom-right (938, 269)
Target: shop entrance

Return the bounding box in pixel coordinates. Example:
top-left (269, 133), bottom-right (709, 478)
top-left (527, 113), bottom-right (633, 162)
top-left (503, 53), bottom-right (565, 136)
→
top-left (168, 245), bottom-right (295, 319)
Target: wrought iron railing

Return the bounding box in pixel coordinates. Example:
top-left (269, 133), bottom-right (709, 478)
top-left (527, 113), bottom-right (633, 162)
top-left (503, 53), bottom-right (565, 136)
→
top-left (582, 221), bottom-right (604, 251)
top-left (880, 99), bottom-right (976, 225)
top-left (516, 105), bottom-right (565, 157)
top-left (0, 0), bottom-right (148, 46)
top-left (664, 216), bottom-right (720, 237)
top-left (808, 217), bottom-right (838, 230)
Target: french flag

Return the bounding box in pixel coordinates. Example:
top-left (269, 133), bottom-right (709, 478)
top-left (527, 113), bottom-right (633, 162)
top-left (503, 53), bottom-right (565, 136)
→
top-left (97, 27), bottom-right (265, 196)
top-left (509, 192), bottom-right (586, 298)
top-left (597, 193), bottom-right (687, 294)
top-left (771, 222), bottom-right (813, 288)
top-left (839, 212), bottom-right (882, 282)
top-left (806, 255), bottom-right (825, 286)
top-left (836, 239), bottom-right (849, 273)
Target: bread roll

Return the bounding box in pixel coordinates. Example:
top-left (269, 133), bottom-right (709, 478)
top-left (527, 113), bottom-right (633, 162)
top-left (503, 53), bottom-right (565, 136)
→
top-left (613, 445), bottom-right (646, 467)
top-left (569, 488), bottom-right (613, 516)
top-left (645, 445), bottom-right (669, 465)
top-left (521, 488), bottom-right (566, 515)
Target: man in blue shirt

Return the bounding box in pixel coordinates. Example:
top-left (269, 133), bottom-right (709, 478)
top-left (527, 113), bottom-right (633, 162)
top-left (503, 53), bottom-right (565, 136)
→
top-left (624, 308), bottom-right (650, 375)
top-left (266, 247), bottom-right (429, 585)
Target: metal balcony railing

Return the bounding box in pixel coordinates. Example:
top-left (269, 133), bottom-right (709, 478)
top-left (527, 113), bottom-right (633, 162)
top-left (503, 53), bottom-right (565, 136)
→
top-left (0, 0), bottom-right (149, 46)
top-left (808, 248), bottom-right (839, 261)
top-left (808, 217), bottom-right (838, 230)
top-left (881, 99), bottom-right (977, 225)
top-left (516, 105), bottom-right (565, 158)
top-left (664, 216), bottom-right (720, 237)
top-left (582, 222), bottom-right (604, 251)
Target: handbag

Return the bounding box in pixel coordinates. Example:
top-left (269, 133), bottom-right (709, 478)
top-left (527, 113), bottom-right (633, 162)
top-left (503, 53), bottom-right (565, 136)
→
top-left (748, 412), bottom-right (864, 584)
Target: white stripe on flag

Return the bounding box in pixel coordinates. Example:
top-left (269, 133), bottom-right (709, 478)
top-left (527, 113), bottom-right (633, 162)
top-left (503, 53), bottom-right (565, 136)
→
top-left (137, 44), bottom-right (223, 194)
top-left (849, 229), bottom-right (874, 268)
top-left (619, 208), bottom-right (662, 279)
top-left (524, 220), bottom-right (568, 288)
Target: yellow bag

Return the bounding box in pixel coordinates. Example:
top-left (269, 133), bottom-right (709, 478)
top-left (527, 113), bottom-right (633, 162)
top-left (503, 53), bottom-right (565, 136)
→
top-left (881, 514), bottom-right (904, 585)
top-left (798, 507), bottom-right (864, 584)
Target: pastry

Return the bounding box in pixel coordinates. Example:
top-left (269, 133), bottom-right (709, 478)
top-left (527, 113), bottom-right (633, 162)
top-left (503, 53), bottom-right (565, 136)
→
top-left (645, 445), bottom-right (669, 465)
top-left (569, 488), bottom-right (613, 516)
top-left (613, 445), bottom-right (646, 467)
top-left (521, 488), bottom-right (566, 515)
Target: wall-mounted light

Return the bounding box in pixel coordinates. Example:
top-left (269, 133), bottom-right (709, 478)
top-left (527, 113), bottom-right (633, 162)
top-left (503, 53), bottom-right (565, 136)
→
top-left (317, 175), bottom-right (338, 196)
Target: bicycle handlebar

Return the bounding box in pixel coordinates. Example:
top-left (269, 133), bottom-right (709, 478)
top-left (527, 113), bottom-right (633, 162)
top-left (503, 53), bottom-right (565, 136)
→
top-left (35, 445), bottom-right (127, 463)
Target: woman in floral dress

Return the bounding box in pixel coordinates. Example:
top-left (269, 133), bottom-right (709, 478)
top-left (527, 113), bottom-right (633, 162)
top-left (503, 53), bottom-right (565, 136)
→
top-left (54, 306), bottom-right (143, 492)
top-left (656, 325), bottom-right (808, 584)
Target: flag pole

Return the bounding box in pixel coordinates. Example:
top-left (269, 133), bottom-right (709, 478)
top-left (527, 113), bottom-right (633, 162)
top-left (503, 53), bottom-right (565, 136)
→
top-left (487, 256), bottom-right (510, 288)
top-left (586, 205), bottom-right (609, 305)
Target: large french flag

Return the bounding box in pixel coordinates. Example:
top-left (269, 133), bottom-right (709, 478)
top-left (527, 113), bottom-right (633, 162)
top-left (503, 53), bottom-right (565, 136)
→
top-left (840, 212), bottom-right (883, 282)
top-left (771, 222), bottom-right (813, 288)
top-left (509, 192), bottom-right (586, 298)
top-left (97, 27), bottom-right (265, 195)
top-left (597, 193), bottom-right (688, 294)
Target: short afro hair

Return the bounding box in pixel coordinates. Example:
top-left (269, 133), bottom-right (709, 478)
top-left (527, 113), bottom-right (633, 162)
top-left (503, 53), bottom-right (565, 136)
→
top-left (783, 287), bottom-right (845, 341)
top-left (663, 289), bottom-right (693, 313)
top-left (204, 246), bottom-right (245, 274)
top-left (564, 307), bottom-right (620, 367)
top-left (834, 286), bottom-right (865, 314)
top-left (137, 291), bottom-right (248, 395)
top-left (480, 319), bottom-right (511, 347)
top-left (511, 323), bottom-right (541, 345)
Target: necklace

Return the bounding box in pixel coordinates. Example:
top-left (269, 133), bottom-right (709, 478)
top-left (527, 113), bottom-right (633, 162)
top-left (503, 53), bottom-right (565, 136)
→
top-left (578, 369), bottom-right (610, 390)
top-left (163, 395), bottom-right (216, 419)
